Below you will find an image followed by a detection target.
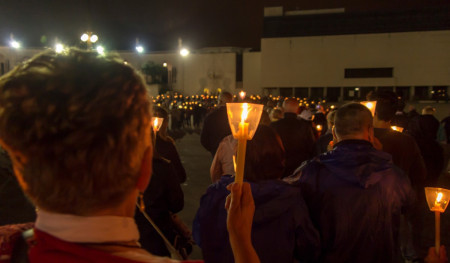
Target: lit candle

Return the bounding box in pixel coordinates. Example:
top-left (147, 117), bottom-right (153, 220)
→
top-left (235, 103), bottom-right (249, 184)
top-left (391, 126), bottom-right (404, 132)
top-left (425, 187), bottom-right (450, 256)
top-left (316, 124), bottom-right (323, 136)
top-left (239, 91), bottom-right (246, 101)
top-left (226, 103), bottom-right (263, 184)
top-left (360, 101), bottom-right (377, 116)
top-left (434, 192), bottom-right (442, 255)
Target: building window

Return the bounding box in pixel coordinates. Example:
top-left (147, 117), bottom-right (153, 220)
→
top-left (395, 86), bottom-right (410, 100)
top-left (343, 87), bottom-right (357, 100)
top-left (263, 88), bottom-right (277, 96)
top-left (414, 86), bottom-right (429, 100)
top-left (294, 87), bottom-right (308, 98)
top-left (236, 54), bottom-right (243, 82)
top-left (326, 87), bottom-right (340, 102)
top-left (432, 86), bottom-right (448, 101)
top-left (280, 88), bottom-right (293, 97)
top-left (310, 87), bottom-right (324, 100)
top-left (345, 68), bottom-right (393, 78)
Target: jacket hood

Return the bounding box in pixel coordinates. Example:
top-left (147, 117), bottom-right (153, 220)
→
top-left (318, 140), bottom-right (394, 188)
top-left (218, 175), bottom-right (301, 225)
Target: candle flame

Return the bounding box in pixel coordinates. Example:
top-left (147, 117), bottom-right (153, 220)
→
top-left (316, 125), bottom-right (322, 131)
top-left (437, 192), bottom-right (443, 203)
top-left (239, 91), bottom-right (246, 100)
top-left (153, 118), bottom-right (159, 131)
top-left (241, 103), bottom-right (249, 124)
top-left (366, 102), bottom-right (373, 109)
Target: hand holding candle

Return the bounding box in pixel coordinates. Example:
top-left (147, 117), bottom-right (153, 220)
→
top-left (425, 187), bottom-right (450, 256)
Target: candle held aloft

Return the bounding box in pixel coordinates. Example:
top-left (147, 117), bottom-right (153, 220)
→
top-left (425, 187), bottom-right (450, 256)
top-left (226, 103), bottom-right (264, 184)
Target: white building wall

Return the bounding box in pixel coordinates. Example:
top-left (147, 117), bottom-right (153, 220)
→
top-left (261, 30), bottom-right (450, 87)
top-left (243, 52), bottom-right (262, 95)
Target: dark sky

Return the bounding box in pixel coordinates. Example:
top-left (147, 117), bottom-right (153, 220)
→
top-left (0, 0), bottom-right (263, 51)
top-left (0, 0), bottom-right (448, 51)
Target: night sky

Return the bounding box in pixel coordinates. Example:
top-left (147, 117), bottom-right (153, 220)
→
top-left (0, 0), bottom-right (448, 51)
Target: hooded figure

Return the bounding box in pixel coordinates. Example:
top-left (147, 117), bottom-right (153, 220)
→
top-left (193, 125), bottom-right (320, 263)
top-left (288, 103), bottom-right (413, 263)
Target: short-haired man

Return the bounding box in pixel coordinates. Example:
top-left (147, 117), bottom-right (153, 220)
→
top-left (201, 91), bottom-right (233, 156)
top-left (287, 103), bottom-right (413, 262)
top-left (271, 98), bottom-right (315, 177)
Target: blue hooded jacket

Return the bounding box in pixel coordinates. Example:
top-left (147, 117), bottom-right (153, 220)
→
top-left (289, 140), bottom-right (413, 263)
top-left (193, 175), bottom-right (320, 263)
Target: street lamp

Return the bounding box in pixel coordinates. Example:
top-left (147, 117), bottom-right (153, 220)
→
top-left (136, 45), bottom-right (144, 53)
top-left (81, 32), bottom-right (98, 49)
top-left (9, 40), bottom-right (21, 49)
top-left (55, 43), bottom-right (64, 53)
top-left (96, 46), bottom-right (105, 55)
top-left (180, 48), bottom-right (190, 57)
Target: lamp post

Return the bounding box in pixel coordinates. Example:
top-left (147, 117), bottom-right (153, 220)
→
top-left (81, 32), bottom-right (98, 50)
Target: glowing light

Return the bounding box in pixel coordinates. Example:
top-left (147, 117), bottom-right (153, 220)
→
top-left (55, 43), bottom-right (64, 53)
top-left (241, 103), bottom-right (249, 124)
top-left (437, 192), bottom-right (443, 203)
top-left (10, 40), bottom-right (21, 49)
top-left (316, 125), bottom-right (323, 132)
top-left (136, 45), bottom-right (144, 53)
top-left (96, 46), bottom-right (105, 55)
top-left (239, 91), bottom-right (246, 100)
top-left (80, 34), bottom-right (89, 42)
top-left (163, 62), bottom-right (167, 67)
top-left (180, 48), bottom-right (190, 57)
top-left (90, 34), bottom-right (98, 43)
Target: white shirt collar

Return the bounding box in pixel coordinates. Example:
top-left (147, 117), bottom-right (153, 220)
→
top-left (35, 209), bottom-right (140, 243)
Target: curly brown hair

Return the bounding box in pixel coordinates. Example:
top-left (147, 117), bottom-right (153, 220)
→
top-left (0, 49), bottom-right (151, 215)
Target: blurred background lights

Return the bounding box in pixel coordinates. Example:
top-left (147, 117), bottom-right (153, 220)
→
top-left (163, 62), bottom-right (168, 67)
top-left (55, 43), bottom-right (64, 53)
top-left (96, 45), bottom-right (105, 55)
top-left (136, 45), bottom-right (144, 53)
top-left (10, 40), bottom-right (21, 49)
top-left (90, 34), bottom-right (98, 43)
top-left (80, 33), bottom-right (89, 42)
top-left (180, 48), bottom-right (190, 57)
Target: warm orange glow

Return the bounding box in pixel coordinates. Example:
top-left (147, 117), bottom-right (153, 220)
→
top-left (241, 103), bottom-right (249, 124)
top-left (316, 125), bottom-right (323, 132)
top-left (239, 91), bottom-right (246, 100)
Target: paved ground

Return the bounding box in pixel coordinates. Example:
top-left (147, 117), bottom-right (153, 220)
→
top-left (175, 132), bottom-right (212, 260)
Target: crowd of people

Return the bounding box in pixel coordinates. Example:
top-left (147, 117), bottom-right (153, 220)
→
top-left (0, 48), bottom-right (449, 263)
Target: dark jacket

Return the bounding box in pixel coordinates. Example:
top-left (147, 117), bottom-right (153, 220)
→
top-left (271, 112), bottom-right (315, 177)
top-left (200, 106), bottom-right (231, 156)
top-left (193, 175), bottom-right (320, 263)
top-left (134, 157), bottom-right (184, 256)
top-left (289, 140), bottom-right (413, 263)
top-left (374, 128), bottom-right (427, 196)
top-left (155, 135), bottom-right (187, 183)
top-left (314, 131), bottom-right (333, 156)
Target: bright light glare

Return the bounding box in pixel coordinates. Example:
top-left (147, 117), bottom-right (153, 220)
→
top-left (55, 43), bottom-right (64, 53)
top-left (10, 40), bottom-right (21, 49)
top-left (81, 33), bottom-right (89, 42)
top-left (180, 48), bottom-right (190, 57)
top-left (163, 62), bottom-right (168, 67)
top-left (96, 46), bottom-right (105, 55)
top-left (136, 46), bottom-right (144, 53)
top-left (90, 34), bottom-right (98, 43)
